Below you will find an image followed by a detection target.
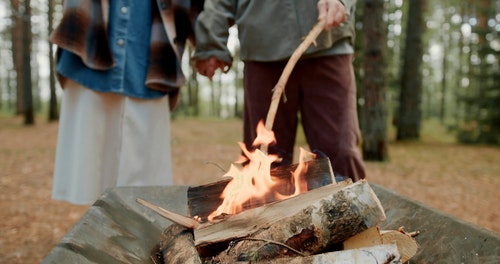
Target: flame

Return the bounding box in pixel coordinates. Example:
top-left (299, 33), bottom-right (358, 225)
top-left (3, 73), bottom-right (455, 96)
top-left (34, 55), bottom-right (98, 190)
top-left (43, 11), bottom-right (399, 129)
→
top-left (253, 120), bottom-right (276, 147)
top-left (207, 120), bottom-right (316, 221)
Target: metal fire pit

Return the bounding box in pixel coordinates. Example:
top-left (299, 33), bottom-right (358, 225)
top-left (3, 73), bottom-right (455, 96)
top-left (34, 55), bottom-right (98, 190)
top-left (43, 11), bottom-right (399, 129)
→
top-left (42, 184), bottom-right (500, 263)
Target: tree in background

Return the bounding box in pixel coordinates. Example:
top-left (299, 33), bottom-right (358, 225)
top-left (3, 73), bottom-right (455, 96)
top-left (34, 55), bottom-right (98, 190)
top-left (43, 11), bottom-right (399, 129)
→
top-left (360, 0), bottom-right (388, 161)
top-left (10, 0), bottom-right (24, 115)
top-left (457, 0), bottom-right (499, 144)
top-left (396, 0), bottom-right (426, 140)
top-left (0, 37), bottom-right (3, 110)
top-left (47, 0), bottom-right (58, 121)
top-left (21, 0), bottom-right (34, 125)
top-left (438, 1), bottom-right (451, 123)
top-left (453, 1), bottom-right (468, 128)
top-left (0, 0), bottom-right (498, 144)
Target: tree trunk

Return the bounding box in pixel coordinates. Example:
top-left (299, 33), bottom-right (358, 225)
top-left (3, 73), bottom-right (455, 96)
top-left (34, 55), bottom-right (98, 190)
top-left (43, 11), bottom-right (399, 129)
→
top-left (32, 49), bottom-right (41, 112)
top-left (440, 27), bottom-right (448, 123)
top-left (453, 1), bottom-right (467, 128)
top-left (361, 0), bottom-right (388, 161)
top-left (0, 49), bottom-right (3, 110)
top-left (7, 71), bottom-right (13, 110)
top-left (11, 0), bottom-right (23, 115)
top-left (22, 0), bottom-right (34, 125)
top-left (475, 0), bottom-right (499, 144)
top-left (397, 0), bottom-right (426, 140)
top-left (48, 0), bottom-right (59, 121)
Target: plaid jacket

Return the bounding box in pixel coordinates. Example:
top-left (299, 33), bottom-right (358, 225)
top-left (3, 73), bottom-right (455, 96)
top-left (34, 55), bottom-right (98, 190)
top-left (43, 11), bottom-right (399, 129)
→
top-left (50, 0), bottom-right (203, 109)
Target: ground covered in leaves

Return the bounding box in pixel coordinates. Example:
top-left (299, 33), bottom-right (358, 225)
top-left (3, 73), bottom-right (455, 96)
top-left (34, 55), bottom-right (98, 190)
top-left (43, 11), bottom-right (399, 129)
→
top-left (0, 116), bottom-right (498, 263)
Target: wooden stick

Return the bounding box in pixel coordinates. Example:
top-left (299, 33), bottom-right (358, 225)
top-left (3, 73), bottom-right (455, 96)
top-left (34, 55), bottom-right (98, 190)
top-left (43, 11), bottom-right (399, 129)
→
top-left (261, 19), bottom-right (326, 153)
top-left (136, 197), bottom-right (199, 229)
top-left (229, 238), bottom-right (306, 257)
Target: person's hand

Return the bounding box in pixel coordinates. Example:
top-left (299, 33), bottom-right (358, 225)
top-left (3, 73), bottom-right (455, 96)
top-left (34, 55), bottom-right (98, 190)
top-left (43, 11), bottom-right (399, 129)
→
top-left (195, 57), bottom-right (229, 79)
top-left (317, 0), bottom-right (347, 30)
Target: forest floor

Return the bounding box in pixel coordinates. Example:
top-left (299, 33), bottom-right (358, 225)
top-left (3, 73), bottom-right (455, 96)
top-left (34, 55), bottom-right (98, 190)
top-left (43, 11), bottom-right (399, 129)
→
top-left (0, 115), bottom-right (499, 263)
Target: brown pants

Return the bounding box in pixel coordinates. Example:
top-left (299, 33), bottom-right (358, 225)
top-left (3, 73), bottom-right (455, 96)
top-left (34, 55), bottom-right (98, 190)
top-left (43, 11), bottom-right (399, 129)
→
top-left (243, 54), bottom-right (365, 181)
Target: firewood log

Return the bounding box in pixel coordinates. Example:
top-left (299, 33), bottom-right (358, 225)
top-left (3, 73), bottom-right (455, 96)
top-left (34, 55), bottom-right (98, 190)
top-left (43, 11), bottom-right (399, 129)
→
top-left (152, 224), bottom-right (202, 264)
top-left (245, 244), bottom-right (402, 264)
top-left (343, 225), bottom-right (382, 249)
top-left (381, 229), bottom-right (419, 263)
top-left (195, 180), bottom-right (386, 262)
top-left (343, 225), bottom-right (419, 263)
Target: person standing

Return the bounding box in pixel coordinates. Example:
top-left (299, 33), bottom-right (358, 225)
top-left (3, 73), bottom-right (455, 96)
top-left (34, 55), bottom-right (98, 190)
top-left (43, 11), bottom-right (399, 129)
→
top-left (50, 0), bottom-right (202, 204)
top-left (194, 0), bottom-right (365, 182)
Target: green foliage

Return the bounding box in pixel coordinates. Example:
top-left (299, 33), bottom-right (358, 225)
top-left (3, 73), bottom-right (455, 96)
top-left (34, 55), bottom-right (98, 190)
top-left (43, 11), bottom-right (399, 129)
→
top-left (455, 0), bottom-right (500, 145)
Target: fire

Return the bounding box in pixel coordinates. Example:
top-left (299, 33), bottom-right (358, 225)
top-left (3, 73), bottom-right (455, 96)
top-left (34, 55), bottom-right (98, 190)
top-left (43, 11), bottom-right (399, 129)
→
top-left (207, 120), bottom-right (316, 222)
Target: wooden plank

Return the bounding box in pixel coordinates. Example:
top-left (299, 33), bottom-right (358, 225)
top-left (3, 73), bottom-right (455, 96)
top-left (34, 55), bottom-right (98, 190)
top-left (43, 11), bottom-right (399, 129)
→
top-left (194, 180), bottom-right (386, 261)
top-left (187, 157), bottom-right (335, 221)
top-left (343, 225), bottom-right (382, 249)
top-left (381, 230), bottom-right (419, 263)
top-left (343, 226), bottom-right (419, 263)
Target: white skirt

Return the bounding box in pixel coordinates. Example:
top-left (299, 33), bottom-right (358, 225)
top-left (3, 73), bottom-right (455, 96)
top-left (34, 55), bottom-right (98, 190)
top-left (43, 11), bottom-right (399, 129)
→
top-left (52, 80), bottom-right (173, 205)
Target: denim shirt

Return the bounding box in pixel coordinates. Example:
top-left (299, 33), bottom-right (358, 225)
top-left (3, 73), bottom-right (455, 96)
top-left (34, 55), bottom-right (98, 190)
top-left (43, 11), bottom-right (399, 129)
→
top-left (57, 0), bottom-right (166, 99)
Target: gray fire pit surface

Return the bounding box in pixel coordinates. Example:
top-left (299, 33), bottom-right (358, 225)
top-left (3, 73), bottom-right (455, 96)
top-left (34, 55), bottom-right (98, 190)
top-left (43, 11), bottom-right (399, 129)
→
top-left (42, 184), bottom-right (500, 264)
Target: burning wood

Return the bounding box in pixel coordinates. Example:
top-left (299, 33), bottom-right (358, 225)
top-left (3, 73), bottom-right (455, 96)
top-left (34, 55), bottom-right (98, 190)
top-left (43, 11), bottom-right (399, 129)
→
top-left (138, 151), bottom-right (419, 263)
top-left (187, 155), bottom-right (335, 222)
top-left (137, 108), bottom-right (417, 263)
top-left (136, 146), bottom-right (334, 229)
top-left (139, 150), bottom-right (418, 263)
top-left (154, 223), bottom-right (402, 264)
top-left (183, 19), bottom-right (332, 226)
top-left (183, 119), bottom-right (329, 223)
top-left (145, 179), bottom-right (418, 263)
top-left (138, 147), bottom-right (412, 263)
top-left (138, 19), bottom-right (419, 263)
top-left (195, 180), bottom-right (386, 262)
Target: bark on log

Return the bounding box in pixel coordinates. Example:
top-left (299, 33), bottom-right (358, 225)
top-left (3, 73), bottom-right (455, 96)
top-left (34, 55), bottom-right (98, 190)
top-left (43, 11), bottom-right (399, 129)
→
top-left (187, 157), bottom-right (335, 221)
top-left (245, 244), bottom-right (402, 264)
top-left (195, 180), bottom-right (386, 261)
top-left (152, 224), bottom-right (202, 264)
